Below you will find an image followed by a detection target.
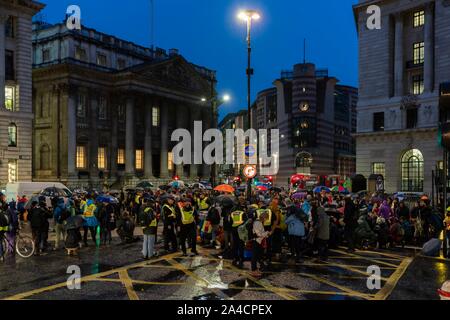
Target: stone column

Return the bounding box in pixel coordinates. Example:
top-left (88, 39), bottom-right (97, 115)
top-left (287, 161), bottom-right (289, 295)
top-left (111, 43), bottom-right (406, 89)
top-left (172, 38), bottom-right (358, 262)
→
top-left (110, 100), bottom-right (119, 177)
top-left (144, 97), bottom-right (154, 178)
top-left (394, 13), bottom-right (404, 97)
top-left (89, 94), bottom-right (99, 179)
top-left (175, 104), bottom-right (185, 178)
top-left (125, 97), bottom-right (135, 175)
top-left (160, 101), bottom-right (169, 178)
top-left (189, 106), bottom-right (200, 180)
top-left (67, 90), bottom-right (77, 177)
top-left (424, 3), bottom-right (434, 93)
top-left (0, 15), bottom-right (7, 108)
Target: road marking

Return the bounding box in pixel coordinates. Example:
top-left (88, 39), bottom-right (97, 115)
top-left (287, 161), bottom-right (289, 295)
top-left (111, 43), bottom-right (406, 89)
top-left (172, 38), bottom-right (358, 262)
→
top-left (118, 270), bottom-right (139, 300)
top-left (331, 249), bottom-right (400, 268)
top-left (373, 257), bottom-right (413, 300)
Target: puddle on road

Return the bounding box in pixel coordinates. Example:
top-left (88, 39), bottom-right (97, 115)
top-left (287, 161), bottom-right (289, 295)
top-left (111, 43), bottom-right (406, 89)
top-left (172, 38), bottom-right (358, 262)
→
top-left (193, 293), bottom-right (224, 300)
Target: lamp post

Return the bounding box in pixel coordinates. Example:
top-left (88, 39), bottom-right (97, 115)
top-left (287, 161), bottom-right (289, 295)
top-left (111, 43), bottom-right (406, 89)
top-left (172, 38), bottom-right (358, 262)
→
top-left (238, 9), bottom-right (260, 200)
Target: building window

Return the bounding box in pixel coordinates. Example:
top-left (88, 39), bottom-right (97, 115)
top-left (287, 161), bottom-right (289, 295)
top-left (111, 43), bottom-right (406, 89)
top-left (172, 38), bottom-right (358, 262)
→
top-left (413, 42), bottom-right (425, 65)
top-left (136, 149), bottom-right (144, 170)
top-left (98, 96), bottom-right (107, 120)
top-left (8, 160), bottom-right (17, 183)
top-left (117, 148), bottom-right (125, 165)
top-left (96, 53), bottom-right (107, 67)
top-left (372, 163), bottom-right (385, 177)
top-left (117, 58), bottom-right (126, 70)
top-left (98, 147), bottom-right (107, 169)
top-left (406, 108), bottom-right (418, 129)
top-left (75, 46), bottom-right (87, 61)
top-left (5, 86), bottom-right (15, 111)
top-left (168, 152), bottom-right (174, 171)
top-left (412, 74), bottom-right (424, 95)
top-left (40, 144), bottom-right (50, 170)
top-left (401, 149), bottom-right (424, 192)
top-left (117, 104), bottom-right (125, 120)
top-left (5, 50), bottom-right (14, 80)
top-left (76, 146), bottom-right (87, 169)
top-left (8, 123), bottom-right (17, 147)
top-left (295, 152), bottom-right (312, 174)
top-left (42, 49), bottom-right (50, 63)
top-left (5, 16), bottom-right (15, 38)
top-left (77, 93), bottom-right (87, 118)
top-left (373, 112), bottom-right (385, 131)
top-left (152, 106), bottom-right (160, 127)
top-left (413, 10), bottom-right (425, 28)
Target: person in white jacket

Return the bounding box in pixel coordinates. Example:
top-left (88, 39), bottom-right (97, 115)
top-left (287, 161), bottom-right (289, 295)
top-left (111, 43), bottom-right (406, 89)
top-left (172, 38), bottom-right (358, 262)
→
top-left (251, 211), bottom-right (272, 278)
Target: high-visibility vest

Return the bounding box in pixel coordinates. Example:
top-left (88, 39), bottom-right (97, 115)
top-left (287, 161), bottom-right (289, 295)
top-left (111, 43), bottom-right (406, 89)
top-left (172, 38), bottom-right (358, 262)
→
top-left (135, 195), bottom-right (141, 204)
top-left (83, 204), bottom-right (97, 218)
top-left (144, 207), bottom-right (157, 227)
top-left (180, 208), bottom-right (195, 225)
top-left (0, 226), bottom-right (8, 232)
top-left (163, 204), bottom-right (176, 219)
top-left (256, 209), bottom-right (272, 227)
top-left (231, 211), bottom-right (244, 228)
top-left (280, 211), bottom-right (287, 231)
top-left (198, 198), bottom-right (209, 211)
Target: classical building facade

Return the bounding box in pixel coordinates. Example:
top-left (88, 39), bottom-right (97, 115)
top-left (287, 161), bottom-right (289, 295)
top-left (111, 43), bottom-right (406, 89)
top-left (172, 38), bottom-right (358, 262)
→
top-left (32, 21), bottom-right (216, 189)
top-left (0, 0), bottom-right (44, 189)
top-left (252, 62), bottom-right (357, 187)
top-left (353, 0), bottom-right (450, 194)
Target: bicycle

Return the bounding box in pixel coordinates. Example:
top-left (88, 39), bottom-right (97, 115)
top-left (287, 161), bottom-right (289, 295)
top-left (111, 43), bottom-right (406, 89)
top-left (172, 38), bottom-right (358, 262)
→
top-left (1, 228), bottom-right (35, 260)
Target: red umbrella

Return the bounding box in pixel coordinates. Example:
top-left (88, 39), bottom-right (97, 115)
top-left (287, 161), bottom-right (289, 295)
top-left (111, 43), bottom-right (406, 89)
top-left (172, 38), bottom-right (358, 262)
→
top-left (256, 185), bottom-right (268, 191)
top-left (214, 184), bottom-right (235, 193)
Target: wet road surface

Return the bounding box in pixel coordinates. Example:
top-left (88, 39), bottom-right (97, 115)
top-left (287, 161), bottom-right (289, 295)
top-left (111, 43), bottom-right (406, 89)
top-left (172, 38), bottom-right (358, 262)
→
top-left (0, 236), bottom-right (448, 300)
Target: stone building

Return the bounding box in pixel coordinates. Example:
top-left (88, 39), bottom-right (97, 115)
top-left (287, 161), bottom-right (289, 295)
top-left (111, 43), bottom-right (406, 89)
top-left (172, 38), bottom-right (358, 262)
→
top-left (0, 0), bottom-right (44, 189)
top-left (353, 0), bottom-right (450, 194)
top-left (32, 21), bottom-right (216, 189)
top-left (252, 62), bottom-right (357, 187)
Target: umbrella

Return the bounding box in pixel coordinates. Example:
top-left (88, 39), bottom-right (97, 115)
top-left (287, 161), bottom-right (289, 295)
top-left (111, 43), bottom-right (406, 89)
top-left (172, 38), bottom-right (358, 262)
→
top-left (136, 181), bottom-right (154, 189)
top-left (214, 184), bottom-right (235, 193)
top-left (96, 195), bottom-right (119, 204)
top-left (40, 187), bottom-right (68, 198)
top-left (256, 185), bottom-right (268, 191)
top-left (214, 194), bottom-right (237, 207)
top-left (292, 192), bottom-right (307, 200)
top-left (313, 186), bottom-right (331, 193)
top-left (65, 215), bottom-right (84, 230)
top-left (169, 181), bottom-right (185, 189)
top-left (331, 186), bottom-right (349, 194)
top-left (159, 185), bottom-right (171, 191)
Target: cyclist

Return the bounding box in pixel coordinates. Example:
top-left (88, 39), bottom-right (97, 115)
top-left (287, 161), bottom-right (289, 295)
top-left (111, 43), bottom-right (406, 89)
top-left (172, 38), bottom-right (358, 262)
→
top-left (5, 202), bottom-right (19, 254)
top-left (0, 192), bottom-right (9, 261)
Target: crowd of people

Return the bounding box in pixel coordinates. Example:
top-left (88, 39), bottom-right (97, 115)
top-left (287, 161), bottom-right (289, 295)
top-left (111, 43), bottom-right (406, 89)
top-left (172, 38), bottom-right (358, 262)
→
top-left (1, 186), bottom-right (449, 278)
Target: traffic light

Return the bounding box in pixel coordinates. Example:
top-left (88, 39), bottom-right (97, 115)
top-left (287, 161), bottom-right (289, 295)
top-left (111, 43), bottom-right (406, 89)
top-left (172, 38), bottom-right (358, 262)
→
top-left (174, 175), bottom-right (179, 181)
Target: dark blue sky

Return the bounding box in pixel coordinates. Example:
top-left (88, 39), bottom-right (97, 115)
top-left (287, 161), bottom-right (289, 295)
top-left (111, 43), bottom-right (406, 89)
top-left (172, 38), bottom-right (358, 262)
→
top-left (38, 0), bottom-right (359, 120)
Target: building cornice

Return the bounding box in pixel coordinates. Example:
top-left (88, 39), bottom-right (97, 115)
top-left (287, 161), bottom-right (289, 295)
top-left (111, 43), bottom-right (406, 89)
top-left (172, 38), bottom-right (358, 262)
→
top-left (354, 127), bottom-right (438, 138)
top-left (0, 0), bottom-right (45, 15)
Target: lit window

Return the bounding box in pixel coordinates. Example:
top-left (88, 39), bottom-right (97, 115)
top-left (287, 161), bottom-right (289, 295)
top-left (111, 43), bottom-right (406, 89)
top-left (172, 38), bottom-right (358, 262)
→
top-left (152, 106), bottom-right (160, 127)
top-left (168, 152), bottom-right (174, 171)
top-left (412, 74), bottom-right (424, 95)
top-left (117, 148), bottom-right (125, 165)
top-left (413, 10), bottom-right (425, 28)
top-left (77, 93), bottom-right (87, 118)
top-left (98, 147), bottom-right (107, 169)
top-left (372, 163), bottom-right (385, 177)
top-left (5, 86), bottom-right (15, 111)
top-left (96, 53), bottom-right (107, 67)
top-left (8, 123), bottom-right (17, 147)
top-left (299, 102), bottom-right (309, 112)
top-left (413, 42), bottom-right (424, 65)
top-left (136, 149), bottom-right (144, 170)
top-left (8, 160), bottom-right (17, 183)
top-left (76, 146), bottom-right (86, 169)
top-left (98, 96), bottom-right (107, 120)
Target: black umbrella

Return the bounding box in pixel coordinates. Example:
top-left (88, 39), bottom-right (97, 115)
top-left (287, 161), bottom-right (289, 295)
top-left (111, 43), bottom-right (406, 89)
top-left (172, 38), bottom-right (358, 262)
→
top-left (40, 187), bottom-right (68, 198)
top-left (215, 194), bottom-right (237, 207)
top-left (159, 185), bottom-right (171, 191)
top-left (136, 181), bottom-right (154, 189)
top-left (65, 215), bottom-right (84, 230)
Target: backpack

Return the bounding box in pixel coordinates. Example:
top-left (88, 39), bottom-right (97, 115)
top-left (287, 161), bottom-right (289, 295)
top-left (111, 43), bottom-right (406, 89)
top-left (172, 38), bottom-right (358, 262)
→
top-left (238, 220), bottom-right (250, 242)
top-left (0, 209), bottom-right (10, 228)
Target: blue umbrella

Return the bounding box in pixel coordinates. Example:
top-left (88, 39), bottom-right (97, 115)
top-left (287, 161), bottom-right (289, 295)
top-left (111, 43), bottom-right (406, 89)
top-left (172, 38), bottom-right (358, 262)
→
top-left (96, 195), bottom-right (119, 204)
top-left (313, 186), bottom-right (331, 193)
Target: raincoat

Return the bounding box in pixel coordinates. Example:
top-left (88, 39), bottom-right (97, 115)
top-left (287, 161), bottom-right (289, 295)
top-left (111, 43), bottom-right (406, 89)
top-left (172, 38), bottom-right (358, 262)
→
top-left (82, 199), bottom-right (99, 227)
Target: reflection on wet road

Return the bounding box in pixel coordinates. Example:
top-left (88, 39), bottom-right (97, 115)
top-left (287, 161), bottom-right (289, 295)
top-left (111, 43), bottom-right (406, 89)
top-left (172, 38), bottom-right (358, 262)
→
top-left (1, 243), bottom-right (434, 300)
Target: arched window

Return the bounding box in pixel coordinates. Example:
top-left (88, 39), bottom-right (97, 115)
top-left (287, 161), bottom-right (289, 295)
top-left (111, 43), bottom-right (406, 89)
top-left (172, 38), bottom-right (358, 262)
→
top-left (401, 149), bottom-right (424, 192)
top-left (8, 123), bottom-right (17, 147)
top-left (40, 144), bottom-right (50, 170)
top-left (295, 152), bottom-right (312, 174)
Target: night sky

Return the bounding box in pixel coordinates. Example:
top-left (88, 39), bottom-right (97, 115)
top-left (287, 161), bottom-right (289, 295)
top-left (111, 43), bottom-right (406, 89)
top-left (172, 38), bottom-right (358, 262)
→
top-left (37, 0), bottom-right (359, 120)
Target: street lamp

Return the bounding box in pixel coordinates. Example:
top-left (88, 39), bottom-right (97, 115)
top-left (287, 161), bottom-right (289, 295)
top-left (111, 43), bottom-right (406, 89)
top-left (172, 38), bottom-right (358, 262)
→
top-left (238, 9), bottom-right (260, 200)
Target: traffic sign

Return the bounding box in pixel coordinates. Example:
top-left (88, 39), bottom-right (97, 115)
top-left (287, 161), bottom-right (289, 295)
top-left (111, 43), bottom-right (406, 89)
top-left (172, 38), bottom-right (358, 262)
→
top-left (244, 144), bottom-right (256, 158)
top-left (243, 165), bottom-right (257, 179)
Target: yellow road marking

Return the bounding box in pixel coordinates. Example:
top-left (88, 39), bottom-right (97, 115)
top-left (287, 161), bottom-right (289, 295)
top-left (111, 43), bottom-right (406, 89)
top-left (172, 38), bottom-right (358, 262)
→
top-left (166, 258), bottom-right (210, 287)
top-left (119, 270), bottom-right (139, 300)
top-left (319, 261), bottom-right (390, 281)
top-left (92, 277), bottom-right (187, 286)
top-left (331, 249), bottom-right (400, 268)
top-left (373, 257), bottom-right (413, 300)
top-left (337, 247), bottom-right (405, 259)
